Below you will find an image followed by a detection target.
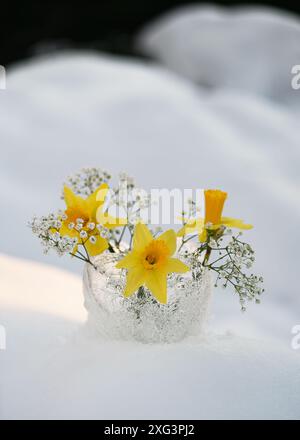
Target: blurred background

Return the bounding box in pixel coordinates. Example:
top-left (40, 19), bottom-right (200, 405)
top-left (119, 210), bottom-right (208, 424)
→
top-left (1, 0), bottom-right (300, 345)
top-left (1, 1), bottom-right (300, 66)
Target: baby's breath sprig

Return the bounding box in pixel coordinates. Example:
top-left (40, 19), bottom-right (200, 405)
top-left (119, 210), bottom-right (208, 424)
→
top-left (106, 172), bottom-right (152, 251)
top-left (177, 188), bottom-right (264, 309)
top-left (201, 232), bottom-right (264, 310)
top-left (62, 167), bottom-right (111, 198)
top-left (61, 169), bottom-right (154, 252)
top-left (178, 198), bottom-right (202, 252)
top-left (29, 213), bottom-right (109, 269)
top-left (30, 169), bottom-right (153, 266)
top-left (29, 213), bottom-right (78, 257)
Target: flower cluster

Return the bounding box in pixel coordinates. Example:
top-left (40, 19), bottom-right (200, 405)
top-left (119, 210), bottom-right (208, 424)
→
top-left (180, 233), bottom-right (264, 310)
top-left (106, 172), bottom-right (153, 250)
top-left (178, 189), bottom-right (263, 309)
top-left (29, 213), bottom-right (78, 256)
top-left (62, 167), bottom-right (111, 198)
top-left (30, 169), bottom-right (264, 309)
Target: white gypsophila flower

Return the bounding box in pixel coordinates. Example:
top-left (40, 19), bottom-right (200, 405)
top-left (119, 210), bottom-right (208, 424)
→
top-left (193, 233), bottom-right (265, 310)
top-left (52, 231), bottom-right (60, 241)
top-left (68, 222), bottom-right (75, 230)
top-left (118, 172), bottom-right (134, 186)
top-left (62, 168), bottom-right (111, 198)
top-left (29, 213), bottom-right (78, 257)
top-left (87, 222), bottom-right (95, 230)
top-left (89, 236), bottom-right (97, 244)
top-left (119, 172), bottom-right (127, 181)
top-left (100, 230), bottom-right (109, 238)
top-left (80, 230), bottom-right (88, 239)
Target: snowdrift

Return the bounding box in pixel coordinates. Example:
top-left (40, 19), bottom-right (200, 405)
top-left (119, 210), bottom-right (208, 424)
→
top-left (1, 254), bottom-right (299, 419)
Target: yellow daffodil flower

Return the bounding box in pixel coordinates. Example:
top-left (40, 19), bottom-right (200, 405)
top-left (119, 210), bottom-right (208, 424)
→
top-left (58, 184), bottom-right (122, 256)
top-left (178, 189), bottom-right (252, 242)
top-left (116, 223), bottom-right (189, 304)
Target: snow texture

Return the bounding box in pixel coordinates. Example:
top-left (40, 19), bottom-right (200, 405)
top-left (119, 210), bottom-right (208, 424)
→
top-left (137, 4), bottom-right (300, 110)
top-left (1, 254), bottom-right (300, 420)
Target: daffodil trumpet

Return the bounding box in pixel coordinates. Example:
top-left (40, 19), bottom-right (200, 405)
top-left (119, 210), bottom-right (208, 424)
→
top-left (178, 189), bottom-right (253, 244)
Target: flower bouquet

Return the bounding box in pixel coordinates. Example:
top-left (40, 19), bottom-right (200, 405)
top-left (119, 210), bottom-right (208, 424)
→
top-left (30, 168), bottom-right (264, 343)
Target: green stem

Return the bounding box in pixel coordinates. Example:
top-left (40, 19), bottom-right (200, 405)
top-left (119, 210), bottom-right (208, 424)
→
top-left (70, 253), bottom-right (87, 263)
top-left (70, 253), bottom-right (96, 270)
top-left (207, 253), bottom-right (228, 267)
top-left (117, 225), bottom-right (127, 247)
top-left (203, 246), bottom-right (212, 266)
top-left (178, 234), bottom-right (198, 252)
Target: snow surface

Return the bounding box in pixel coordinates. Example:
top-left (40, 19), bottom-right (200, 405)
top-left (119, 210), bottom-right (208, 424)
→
top-left (1, 254), bottom-right (300, 420)
top-left (137, 4), bottom-right (300, 110)
top-left (0, 5), bottom-right (300, 419)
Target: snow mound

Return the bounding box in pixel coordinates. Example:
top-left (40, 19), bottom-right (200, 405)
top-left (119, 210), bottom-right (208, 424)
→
top-left (1, 254), bottom-right (300, 419)
top-left (137, 5), bottom-right (300, 109)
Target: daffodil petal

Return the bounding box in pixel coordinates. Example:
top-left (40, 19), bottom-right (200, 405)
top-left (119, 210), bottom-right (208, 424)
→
top-left (199, 228), bottom-right (207, 242)
top-left (158, 229), bottom-right (177, 255)
top-left (59, 223), bottom-right (77, 238)
top-left (116, 251), bottom-right (140, 269)
top-left (101, 213), bottom-right (127, 228)
top-left (63, 185), bottom-right (72, 205)
top-left (177, 218), bottom-right (205, 237)
top-left (133, 223), bottom-right (153, 251)
top-left (124, 267), bottom-right (146, 297)
top-left (196, 218), bottom-right (205, 229)
top-left (83, 235), bottom-right (108, 257)
top-left (145, 270), bottom-right (167, 304)
top-left (85, 184), bottom-right (107, 220)
top-left (221, 217), bottom-right (253, 230)
top-left (165, 258), bottom-right (189, 273)
top-left (177, 219), bottom-right (197, 237)
top-left (176, 226), bottom-right (185, 237)
top-left (64, 186), bottom-right (79, 207)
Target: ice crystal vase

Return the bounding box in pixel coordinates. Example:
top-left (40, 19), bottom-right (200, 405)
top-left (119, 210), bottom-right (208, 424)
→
top-left (83, 254), bottom-right (213, 343)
